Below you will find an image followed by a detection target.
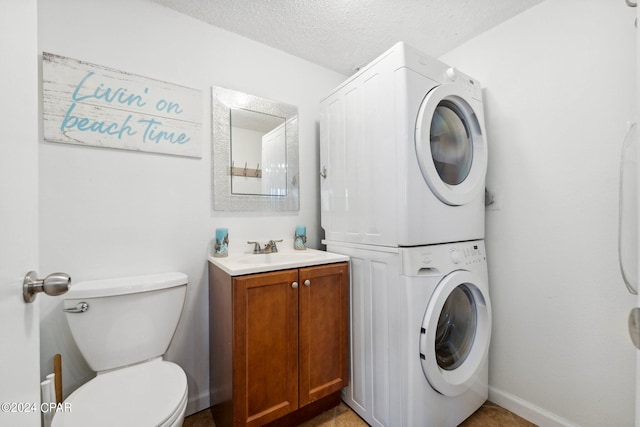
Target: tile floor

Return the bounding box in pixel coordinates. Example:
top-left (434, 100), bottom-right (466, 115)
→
top-left (183, 401), bottom-right (537, 427)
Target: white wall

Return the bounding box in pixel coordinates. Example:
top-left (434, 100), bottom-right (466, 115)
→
top-left (441, 1), bottom-right (637, 426)
top-left (37, 0), bottom-right (345, 415)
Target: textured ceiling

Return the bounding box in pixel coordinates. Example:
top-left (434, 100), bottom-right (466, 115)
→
top-left (151, 0), bottom-right (545, 75)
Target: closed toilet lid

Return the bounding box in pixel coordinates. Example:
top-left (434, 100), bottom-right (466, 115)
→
top-left (52, 359), bottom-right (187, 427)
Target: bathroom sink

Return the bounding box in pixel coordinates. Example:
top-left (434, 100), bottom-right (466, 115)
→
top-left (208, 247), bottom-right (349, 276)
top-left (235, 251), bottom-right (316, 265)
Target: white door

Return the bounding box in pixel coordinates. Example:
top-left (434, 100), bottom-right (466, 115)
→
top-left (414, 85), bottom-right (487, 206)
top-left (620, 120), bottom-right (640, 424)
top-left (636, 3), bottom-right (640, 426)
top-left (418, 270), bottom-right (491, 397)
top-left (619, 121), bottom-right (640, 426)
top-left (0, 1), bottom-right (41, 426)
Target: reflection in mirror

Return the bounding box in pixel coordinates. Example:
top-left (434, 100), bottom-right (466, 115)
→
top-left (230, 109), bottom-right (287, 196)
top-left (212, 86), bottom-right (299, 211)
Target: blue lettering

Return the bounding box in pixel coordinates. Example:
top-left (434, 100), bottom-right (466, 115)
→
top-left (71, 72), bottom-right (95, 102)
top-left (139, 118), bottom-right (162, 143)
top-left (117, 115), bottom-right (136, 139)
top-left (139, 118), bottom-right (190, 144)
top-left (60, 102), bottom-right (137, 139)
top-left (60, 102), bottom-right (80, 130)
top-left (155, 98), bottom-right (183, 115)
top-left (70, 71), bottom-right (147, 107)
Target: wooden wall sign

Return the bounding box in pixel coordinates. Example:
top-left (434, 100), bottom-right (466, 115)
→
top-left (42, 52), bottom-right (203, 158)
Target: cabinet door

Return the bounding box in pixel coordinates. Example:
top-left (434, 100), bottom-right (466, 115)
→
top-left (298, 263), bottom-right (349, 406)
top-left (233, 270), bottom-right (299, 427)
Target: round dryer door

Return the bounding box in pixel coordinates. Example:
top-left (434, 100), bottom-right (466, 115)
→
top-left (415, 84), bottom-right (487, 206)
top-left (419, 270), bottom-right (491, 397)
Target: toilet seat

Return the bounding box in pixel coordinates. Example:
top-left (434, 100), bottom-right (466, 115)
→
top-left (51, 359), bottom-right (188, 427)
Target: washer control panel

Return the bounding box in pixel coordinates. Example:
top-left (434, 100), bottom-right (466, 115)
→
top-left (400, 240), bottom-right (486, 276)
top-left (450, 243), bottom-right (485, 266)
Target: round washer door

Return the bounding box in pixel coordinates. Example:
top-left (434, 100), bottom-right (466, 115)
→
top-left (415, 84), bottom-right (487, 206)
top-left (419, 270), bottom-right (491, 397)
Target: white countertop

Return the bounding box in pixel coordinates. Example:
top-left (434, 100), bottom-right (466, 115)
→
top-left (208, 247), bottom-right (349, 276)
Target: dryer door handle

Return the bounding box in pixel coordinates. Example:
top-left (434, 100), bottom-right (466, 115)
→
top-left (629, 308), bottom-right (640, 349)
top-left (618, 122), bottom-right (637, 295)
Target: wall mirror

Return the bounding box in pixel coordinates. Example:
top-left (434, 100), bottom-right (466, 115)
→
top-left (212, 86), bottom-right (299, 211)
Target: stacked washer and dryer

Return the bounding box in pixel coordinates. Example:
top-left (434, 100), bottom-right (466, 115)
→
top-left (320, 42), bottom-right (491, 426)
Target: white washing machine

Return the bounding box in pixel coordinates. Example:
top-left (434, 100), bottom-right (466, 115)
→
top-left (399, 240), bottom-right (491, 426)
top-left (320, 41), bottom-right (487, 247)
top-left (326, 239), bottom-right (491, 427)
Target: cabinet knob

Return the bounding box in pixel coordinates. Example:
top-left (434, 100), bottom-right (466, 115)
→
top-left (292, 282), bottom-right (299, 289)
top-left (304, 280), bottom-right (311, 287)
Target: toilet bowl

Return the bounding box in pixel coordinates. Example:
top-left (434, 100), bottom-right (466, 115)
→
top-left (51, 272), bottom-right (189, 427)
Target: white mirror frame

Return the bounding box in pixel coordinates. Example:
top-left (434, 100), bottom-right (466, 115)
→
top-left (212, 86), bottom-right (299, 211)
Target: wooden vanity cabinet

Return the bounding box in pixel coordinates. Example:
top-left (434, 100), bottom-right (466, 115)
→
top-left (209, 262), bottom-right (349, 427)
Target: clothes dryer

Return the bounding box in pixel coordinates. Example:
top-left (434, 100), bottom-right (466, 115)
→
top-left (320, 42), bottom-right (487, 247)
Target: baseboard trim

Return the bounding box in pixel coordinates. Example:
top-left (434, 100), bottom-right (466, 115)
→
top-left (489, 387), bottom-right (579, 427)
top-left (186, 389), bottom-right (211, 417)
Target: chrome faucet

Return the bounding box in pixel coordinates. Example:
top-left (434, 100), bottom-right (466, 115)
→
top-left (247, 240), bottom-right (283, 254)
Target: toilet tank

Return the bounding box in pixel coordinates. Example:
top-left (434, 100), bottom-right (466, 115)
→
top-left (63, 272), bottom-right (188, 372)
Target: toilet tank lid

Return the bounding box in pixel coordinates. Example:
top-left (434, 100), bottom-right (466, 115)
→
top-left (65, 272), bottom-right (188, 299)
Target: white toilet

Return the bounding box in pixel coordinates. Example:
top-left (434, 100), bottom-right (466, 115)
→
top-left (52, 272), bottom-right (189, 427)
